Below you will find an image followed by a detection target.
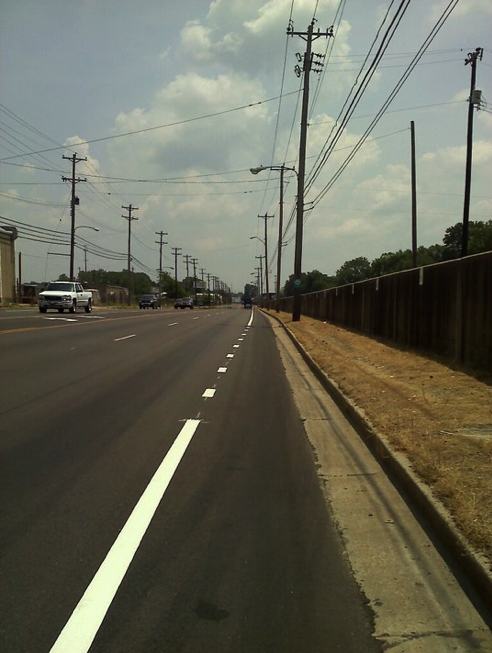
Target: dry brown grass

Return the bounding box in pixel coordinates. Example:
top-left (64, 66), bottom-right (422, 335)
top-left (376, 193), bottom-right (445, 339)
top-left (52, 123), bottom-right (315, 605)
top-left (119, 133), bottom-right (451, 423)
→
top-left (272, 311), bottom-right (492, 565)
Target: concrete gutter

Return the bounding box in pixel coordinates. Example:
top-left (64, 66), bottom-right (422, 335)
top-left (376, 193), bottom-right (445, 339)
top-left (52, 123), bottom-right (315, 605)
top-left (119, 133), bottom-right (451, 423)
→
top-left (266, 310), bottom-right (492, 625)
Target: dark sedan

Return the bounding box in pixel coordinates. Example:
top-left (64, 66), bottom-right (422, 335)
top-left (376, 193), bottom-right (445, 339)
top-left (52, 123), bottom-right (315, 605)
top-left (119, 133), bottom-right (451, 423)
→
top-left (139, 294), bottom-right (159, 309)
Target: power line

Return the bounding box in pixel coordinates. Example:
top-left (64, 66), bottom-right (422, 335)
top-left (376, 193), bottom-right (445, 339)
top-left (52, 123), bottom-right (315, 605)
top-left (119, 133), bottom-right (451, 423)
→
top-left (0, 91), bottom-right (301, 162)
top-left (309, 0), bottom-right (461, 210)
top-left (305, 0), bottom-right (412, 195)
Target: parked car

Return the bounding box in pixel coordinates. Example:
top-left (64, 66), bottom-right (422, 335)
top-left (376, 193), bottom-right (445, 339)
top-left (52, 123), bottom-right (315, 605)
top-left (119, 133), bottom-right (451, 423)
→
top-left (139, 294), bottom-right (159, 309)
top-left (175, 297), bottom-right (194, 309)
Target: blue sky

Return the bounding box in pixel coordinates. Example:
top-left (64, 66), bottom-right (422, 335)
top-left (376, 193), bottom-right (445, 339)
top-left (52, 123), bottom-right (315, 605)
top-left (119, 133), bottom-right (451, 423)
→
top-left (1, 0), bottom-right (491, 292)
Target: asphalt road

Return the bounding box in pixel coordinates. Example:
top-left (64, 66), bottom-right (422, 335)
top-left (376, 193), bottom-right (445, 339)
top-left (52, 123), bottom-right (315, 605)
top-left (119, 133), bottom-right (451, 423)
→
top-left (0, 306), bottom-right (379, 653)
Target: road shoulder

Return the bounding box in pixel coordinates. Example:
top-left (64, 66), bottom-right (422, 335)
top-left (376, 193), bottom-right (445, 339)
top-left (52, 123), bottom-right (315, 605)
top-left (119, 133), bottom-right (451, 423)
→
top-left (267, 312), bottom-right (492, 651)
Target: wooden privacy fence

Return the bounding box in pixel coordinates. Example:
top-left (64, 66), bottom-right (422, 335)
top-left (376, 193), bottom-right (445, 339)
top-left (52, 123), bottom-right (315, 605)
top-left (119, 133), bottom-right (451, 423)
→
top-left (279, 251), bottom-right (491, 372)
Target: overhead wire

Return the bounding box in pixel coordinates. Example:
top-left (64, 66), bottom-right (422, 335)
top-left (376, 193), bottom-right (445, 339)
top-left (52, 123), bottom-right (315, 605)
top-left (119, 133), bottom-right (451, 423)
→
top-left (0, 91), bottom-right (301, 162)
top-left (310, 0), bottom-right (462, 209)
top-left (305, 0), bottom-right (411, 196)
top-left (310, 0), bottom-right (348, 117)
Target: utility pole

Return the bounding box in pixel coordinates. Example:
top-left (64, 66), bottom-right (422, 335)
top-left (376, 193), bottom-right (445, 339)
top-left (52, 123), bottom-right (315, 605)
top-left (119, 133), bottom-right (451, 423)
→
top-left (121, 204), bottom-right (138, 305)
top-left (255, 267), bottom-right (261, 302)
top-left (18, 252), bottom-right (22, 303)
top-left (183, 254), bottom-right (192, 292)
top-left (276, 167), bottom-right (285, 313)
top-left (155, 230), bottom-right (168, 303)
top-left (288, 19), bottom-right (332, 321)
top-left (172, 247), bottom-right (182, 298)
top-left (410, 121), bottom-right (418, 268)
top-left (462, 47), bottom-right (483, 257)
top-left (258, 213), bottom-right (274, 309)
top-left (207, 272), bottom-right (211, 305)
top-left (255, 254), bottom-right (264, 301)
top-left (212, 276), bottom-right (218, 304)
top-left (62, 153), bottom-right (87, 280)
top-left (191, 257), bottom-right (198, 303)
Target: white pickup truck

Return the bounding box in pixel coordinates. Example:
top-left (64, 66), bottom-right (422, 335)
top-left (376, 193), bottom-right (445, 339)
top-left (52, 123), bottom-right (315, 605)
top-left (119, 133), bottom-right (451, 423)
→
top-left (38, 281), bottom-right (93, 314)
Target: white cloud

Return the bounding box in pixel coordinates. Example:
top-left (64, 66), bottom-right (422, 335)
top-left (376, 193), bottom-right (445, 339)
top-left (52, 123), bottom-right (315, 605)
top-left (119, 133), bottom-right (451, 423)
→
top-left (430, 0), bottom-right (492, 20)
top-left (63, 136), bottom-right (101, 176)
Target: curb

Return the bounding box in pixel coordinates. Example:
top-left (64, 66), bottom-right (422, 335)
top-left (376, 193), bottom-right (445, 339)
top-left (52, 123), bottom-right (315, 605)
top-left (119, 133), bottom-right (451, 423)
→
top-left (264, 310), bottom-right (492, 624)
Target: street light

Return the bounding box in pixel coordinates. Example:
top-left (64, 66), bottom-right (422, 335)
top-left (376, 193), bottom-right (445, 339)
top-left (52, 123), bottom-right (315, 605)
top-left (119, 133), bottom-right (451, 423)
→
top-left (250, 164), bottom-right (296, 314)
top-left (74, 226), bottom-right (99, 233)
top-left (72, 226), bottom-right (99, 279)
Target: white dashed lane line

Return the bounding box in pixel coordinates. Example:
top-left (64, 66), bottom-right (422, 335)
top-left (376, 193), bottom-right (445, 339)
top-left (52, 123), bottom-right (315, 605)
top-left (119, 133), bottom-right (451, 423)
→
top-left (49, 316), bottom-right (254, 651)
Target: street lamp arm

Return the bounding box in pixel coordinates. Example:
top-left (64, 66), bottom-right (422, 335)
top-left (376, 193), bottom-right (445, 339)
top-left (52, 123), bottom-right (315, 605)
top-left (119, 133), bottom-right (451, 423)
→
top-left (250, 164), bottom-right (297, 176)
top-left (74, 225), bottom-right (100, 233)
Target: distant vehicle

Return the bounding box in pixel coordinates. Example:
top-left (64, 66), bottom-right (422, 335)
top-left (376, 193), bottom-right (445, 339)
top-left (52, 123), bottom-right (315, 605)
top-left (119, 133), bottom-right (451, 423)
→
top-left (139, 294), bottom-right (159, 309)
top-left (38, 281), bottom-right (92, 314)
top-left (175, 297), bottom-right (194, 309)
top-left (243, 295), bottom-right (252, 309)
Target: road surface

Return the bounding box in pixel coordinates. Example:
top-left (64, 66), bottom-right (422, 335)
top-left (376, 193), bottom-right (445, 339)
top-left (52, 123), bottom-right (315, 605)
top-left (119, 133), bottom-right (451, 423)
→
top-left (0, 305), bottom-right (490, 652)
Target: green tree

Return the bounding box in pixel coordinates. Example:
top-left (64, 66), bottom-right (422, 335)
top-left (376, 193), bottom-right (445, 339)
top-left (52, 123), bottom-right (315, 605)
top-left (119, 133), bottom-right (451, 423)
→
top-left (442, 220), bottom-right (492, 259)
top-left (132, 272), bottom-right (153, 296)
top-left (371, 246), bottom-right (445, 276)
top-left (468, 219), bottom-right (492, 254)
top-left (335, 257), bottom-right (372, 285)
top-left (79, 269), bottom-right (153, 293)
top-left (305, 269), bottom-right (337, 292)
top-left (283, 270), bottom-right (336, 296)
top-left (158, 271), bottom-right (178, 298)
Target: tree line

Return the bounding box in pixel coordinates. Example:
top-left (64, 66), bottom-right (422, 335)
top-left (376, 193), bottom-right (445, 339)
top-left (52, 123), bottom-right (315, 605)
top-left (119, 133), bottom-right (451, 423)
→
top-left (283, 220), bottom-right (492, 296)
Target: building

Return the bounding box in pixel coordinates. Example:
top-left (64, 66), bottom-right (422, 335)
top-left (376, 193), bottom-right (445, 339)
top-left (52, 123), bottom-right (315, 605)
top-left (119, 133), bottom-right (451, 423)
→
top-left (0, 226), bottom-right (17, 303)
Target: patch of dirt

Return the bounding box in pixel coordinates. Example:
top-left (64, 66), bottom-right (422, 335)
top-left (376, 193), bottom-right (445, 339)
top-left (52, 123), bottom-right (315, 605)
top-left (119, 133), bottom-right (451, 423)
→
top-left (273, 311), bottom-right (492, 566)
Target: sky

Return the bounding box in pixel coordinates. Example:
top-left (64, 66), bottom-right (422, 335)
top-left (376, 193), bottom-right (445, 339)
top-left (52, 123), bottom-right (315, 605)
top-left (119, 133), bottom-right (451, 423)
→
top-left (1, 0), bottom-right (491, 293)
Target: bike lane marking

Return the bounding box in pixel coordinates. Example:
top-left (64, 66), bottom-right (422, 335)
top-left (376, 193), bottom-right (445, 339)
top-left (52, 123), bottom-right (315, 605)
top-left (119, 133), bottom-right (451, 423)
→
top-left (48, 419), bottom-right (201, 653)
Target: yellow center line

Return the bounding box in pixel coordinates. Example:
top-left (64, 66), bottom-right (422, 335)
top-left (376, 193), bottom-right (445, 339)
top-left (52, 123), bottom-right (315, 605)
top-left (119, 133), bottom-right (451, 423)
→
top-left (0, 313), bottom-right (157, 336)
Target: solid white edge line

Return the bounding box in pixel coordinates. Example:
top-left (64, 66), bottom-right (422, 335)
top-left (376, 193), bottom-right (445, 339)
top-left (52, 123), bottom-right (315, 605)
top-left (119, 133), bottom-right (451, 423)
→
top-left (49, 418), bottom-right (201, 653)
